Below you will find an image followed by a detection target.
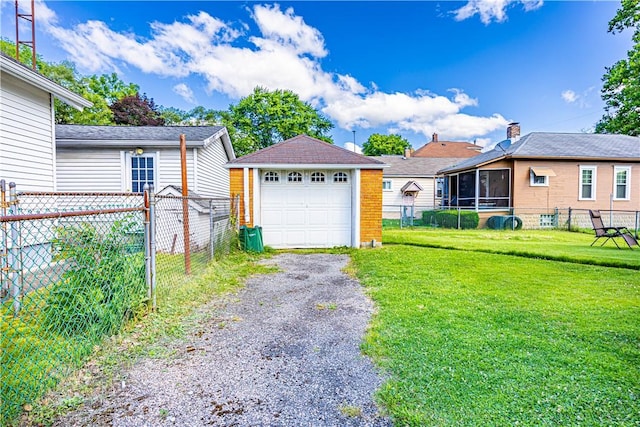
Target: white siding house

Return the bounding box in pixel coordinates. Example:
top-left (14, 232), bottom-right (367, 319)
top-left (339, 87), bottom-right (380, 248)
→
top-left (0, 53), bottom-right (91, 191)
top-left (55, 125), bottom-right (235, 197)
top-left (372, 155), bottom-right (467, 219)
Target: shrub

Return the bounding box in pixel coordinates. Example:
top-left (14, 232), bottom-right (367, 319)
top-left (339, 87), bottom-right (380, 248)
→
top-left (42, 219), bottom-right (147, 338)
top-left (422, 210), bottom-right (479, 229)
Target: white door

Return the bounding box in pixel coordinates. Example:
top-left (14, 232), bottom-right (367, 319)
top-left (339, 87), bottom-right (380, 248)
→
top-left (260, 170), bottom-right (352, 248)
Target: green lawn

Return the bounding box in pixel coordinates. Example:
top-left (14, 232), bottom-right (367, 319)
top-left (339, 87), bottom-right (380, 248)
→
top-left (351, 229), bottom-right (640, 426)
top-left (383, 228), bottom-right (640, 269)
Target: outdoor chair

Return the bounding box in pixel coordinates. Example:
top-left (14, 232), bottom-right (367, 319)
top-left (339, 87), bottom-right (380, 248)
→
top-left (589, 210), bottom-right (639, 249)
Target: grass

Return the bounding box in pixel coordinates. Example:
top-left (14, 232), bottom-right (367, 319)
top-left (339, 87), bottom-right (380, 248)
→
top-left (383, 228), bottom-right (640, 269)
top-left (351, 229), bottom-right (640, 426)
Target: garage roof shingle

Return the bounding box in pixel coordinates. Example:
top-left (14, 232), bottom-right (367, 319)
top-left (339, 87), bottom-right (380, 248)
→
top-left (228, 135), bottom-right (385, 166)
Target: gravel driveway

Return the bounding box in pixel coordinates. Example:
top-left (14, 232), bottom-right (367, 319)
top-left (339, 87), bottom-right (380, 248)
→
top-left (52, 253), bottom-right (391, 426)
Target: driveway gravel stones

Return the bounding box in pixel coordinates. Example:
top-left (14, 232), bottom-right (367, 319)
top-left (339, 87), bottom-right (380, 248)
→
top-left (52, 253), bottom-right (391, 427)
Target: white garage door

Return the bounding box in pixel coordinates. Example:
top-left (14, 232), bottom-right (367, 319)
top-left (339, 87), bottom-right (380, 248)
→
top-left (260, 170), bottom-right (352, 248)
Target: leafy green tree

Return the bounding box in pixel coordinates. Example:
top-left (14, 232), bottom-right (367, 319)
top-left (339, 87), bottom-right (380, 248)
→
top-left (110, 93), bottom-right (165, 126)
top-left (595, 0), bottom-right (640, 135)
top-left (56, 73), bottom-right (138, 125)
top-left (221, 87), bottom-right (334, 156)
top-left (362, 133), bottom-right (411, 156)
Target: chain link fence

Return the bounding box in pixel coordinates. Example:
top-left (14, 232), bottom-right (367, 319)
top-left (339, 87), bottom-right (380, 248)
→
top-left (383, 204), bottom-right (640, 236)
top-left (0, 181), bottom-right (237, 424)
top-left (154, 193), bottom-right (237, 308)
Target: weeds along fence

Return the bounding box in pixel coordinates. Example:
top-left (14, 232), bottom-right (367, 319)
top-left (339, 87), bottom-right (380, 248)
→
top-left (384, 204), bottom-right (640, 236)
top-left (0, 181), bottom-right (237, 424)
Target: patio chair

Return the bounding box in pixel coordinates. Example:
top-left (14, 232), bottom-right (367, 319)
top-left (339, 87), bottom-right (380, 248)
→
top-left (589, 210), bottom-right (639, 249)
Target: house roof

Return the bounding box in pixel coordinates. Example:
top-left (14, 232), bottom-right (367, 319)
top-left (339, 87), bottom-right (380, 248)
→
top-left (56, 124), bottom-right (235, 159)
top-left (372, 155), bottom-right (465, 177)
top-left (400, 180), bottom-right (424, 193)
top-left (0, 53), bottom-right (92, 110)
top-left (439, 132), bottom-right (640, 174)
top-left (412, 140), bottom-right (482, 158)
top-left (226, 134), bottom-right (385, 169)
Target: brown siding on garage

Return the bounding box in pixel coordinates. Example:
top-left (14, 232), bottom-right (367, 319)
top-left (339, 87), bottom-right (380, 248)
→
top-left (360, 169), bottom-right (383, 247)
top-left (229, 168), bottom-right (254, 227)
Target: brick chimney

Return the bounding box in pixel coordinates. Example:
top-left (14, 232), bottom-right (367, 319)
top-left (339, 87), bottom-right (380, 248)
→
top-left (507, 122), bottom-right (521, 142)
top-left (404, 148), bottom-right (414, 158)
top-left (432, 133), bottom-right (438, 142)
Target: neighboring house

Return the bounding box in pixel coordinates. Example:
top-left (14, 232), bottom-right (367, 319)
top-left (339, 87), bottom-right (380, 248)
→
top-left (226, 134), bottom-right (386, 249)
top-left (0, 53), bottom-right (92, 191)
top-left (55, 125), bottom-right (235, 197)
top-left (372, 154), bottom-right (465, 219)
top-left (438, 128), bottom-right (640, 228)
top-left (412, 133), bottom-right (482, 158)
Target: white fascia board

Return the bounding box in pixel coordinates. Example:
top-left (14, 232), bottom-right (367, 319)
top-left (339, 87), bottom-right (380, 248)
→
top-left (203, 127), bottom-right (236, 160)
top-left (224, 163), bottom-right (387, 170)
top-left (1, 56), bottom-right (92, 110)
top-left (57, 140), bottom-right (205, 148)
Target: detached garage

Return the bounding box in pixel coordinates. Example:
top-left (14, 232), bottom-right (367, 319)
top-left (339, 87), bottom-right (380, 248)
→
top-left (226, 135), bottom-right (385, 249)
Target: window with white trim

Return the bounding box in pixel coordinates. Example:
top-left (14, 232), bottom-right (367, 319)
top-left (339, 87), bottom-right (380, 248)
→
top-left (264, 171), bottom-right (279, 182)
top-left (311, 172), bottom-right (325, 183)
top-left (382, 179), bottom-right (392, 191)
top-left (614, 166), bottom-right (631, 200)
top-left (288, 171), bottom-right (303, 182)
top-left (130, 155), bottom-right (155, 193)
top-left (579, 166), bottom-right (596, 200)
top-left (333, 172), bottom-right (348, 183)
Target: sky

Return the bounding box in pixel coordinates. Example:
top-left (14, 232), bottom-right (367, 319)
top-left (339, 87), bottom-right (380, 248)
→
top-left (1, 0), bottom-right (634, 151)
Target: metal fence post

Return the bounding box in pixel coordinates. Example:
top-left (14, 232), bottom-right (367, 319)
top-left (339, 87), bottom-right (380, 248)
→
top-left (209, 200), bottom-right (216, 260)
top-left (8, 182), bottom-right (22, 317)
top-left (567, 207), bottom-right (572, 231)
top-left (0, 180), bottom-right (7, 302)
top-left (149, 186), bottom-right (157, 311)
top-left (144, 185), bottom-right (152, 310)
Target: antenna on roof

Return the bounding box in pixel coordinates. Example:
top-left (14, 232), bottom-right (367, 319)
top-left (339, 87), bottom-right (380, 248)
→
top-left (15, 0), bottom-right (36, 70)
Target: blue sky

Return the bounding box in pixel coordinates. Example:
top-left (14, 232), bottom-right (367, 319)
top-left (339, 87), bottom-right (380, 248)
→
top-left (1, 1), bottom-right (633, 151)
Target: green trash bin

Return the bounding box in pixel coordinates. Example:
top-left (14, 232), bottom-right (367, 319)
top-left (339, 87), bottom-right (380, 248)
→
top-left (239, 225), bottom-right (264, 252)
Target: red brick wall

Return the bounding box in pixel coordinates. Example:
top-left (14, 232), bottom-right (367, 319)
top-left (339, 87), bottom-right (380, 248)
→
top-left (360, 169), bottom-right (383, 246)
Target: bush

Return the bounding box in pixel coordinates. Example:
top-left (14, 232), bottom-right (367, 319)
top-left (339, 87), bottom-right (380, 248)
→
top-left (422, 210), bottom-right (479, 229)
top-left (42, 219), bottom-right (147, 338)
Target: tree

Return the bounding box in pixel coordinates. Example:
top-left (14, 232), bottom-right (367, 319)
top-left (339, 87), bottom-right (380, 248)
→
top-left (595, 0), bottom-right (640, 135)
top-left (110, 93), bottom-right (165, 126)
top-left (221, 87), bottom-right (334, 156)
top-left (362, 133), bottom-right (411, 156)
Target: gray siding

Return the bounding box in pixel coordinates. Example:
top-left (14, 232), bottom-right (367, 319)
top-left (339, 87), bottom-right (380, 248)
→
top-left (157, 148), bottom-right (194, 190)
top-left (0, 73), bottom-right (55, 191)
top-left (56, 148), bottom-right (123, 192)
top-left (196, 137), bottom-right (231, 197)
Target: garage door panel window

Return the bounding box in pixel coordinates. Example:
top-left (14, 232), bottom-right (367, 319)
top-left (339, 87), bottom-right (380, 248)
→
top-left (333, 172), bottom-right (348, 183)
top-left (288, 172), bottom-right (303, 183)
top-left (264, 171), bottom-right (279, 182)
top-left (311, 172), bottom-right (326, 183)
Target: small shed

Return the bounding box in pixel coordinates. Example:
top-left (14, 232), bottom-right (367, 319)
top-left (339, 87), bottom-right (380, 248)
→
top-left (226, 135), bottom-right (386, 248)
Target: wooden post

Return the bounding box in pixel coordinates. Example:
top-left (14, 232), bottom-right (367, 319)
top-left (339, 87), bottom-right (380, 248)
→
top-left (180, 134), bottom-right (191, 275)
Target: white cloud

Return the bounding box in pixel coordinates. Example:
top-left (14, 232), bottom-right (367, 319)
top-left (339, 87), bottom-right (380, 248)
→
top-left (561, 88), bottom-right (595, 108)
top-left (173, 83), bottom-right (197, 104)
top-left (561, 89), bottom-right (578, 104)
top-left (453, 0), bottom-right (543, 24)
top-left (343, 142), bottom-right (362, 154)
top-left (38, 1), bottom-right (509, 141)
